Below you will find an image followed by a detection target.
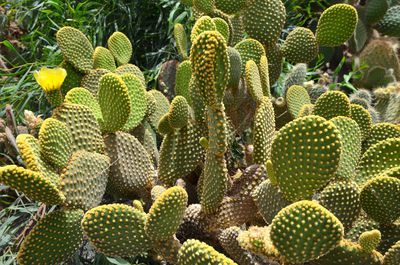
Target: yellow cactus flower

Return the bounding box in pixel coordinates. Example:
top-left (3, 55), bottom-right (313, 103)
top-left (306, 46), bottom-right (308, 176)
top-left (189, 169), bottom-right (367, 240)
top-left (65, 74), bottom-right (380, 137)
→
top-left (33, 67), bottom-right (67, 92)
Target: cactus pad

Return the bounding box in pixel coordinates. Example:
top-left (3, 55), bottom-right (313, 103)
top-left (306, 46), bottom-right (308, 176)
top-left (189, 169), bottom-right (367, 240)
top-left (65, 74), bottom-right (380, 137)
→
top-left (245, 60), bottom-right (264, 104)
top-left (56, 26), bottom-right (94, 73)
top-left (375, 6), bottom-right (400, 38)
top-left (145, 186), bottom-right (188, 241)
top-left (17, 209), bottom-right (84, 265)
top-left (286, 85), bottom-right (311, 119)
top-left (81, 68), bottom-right (110, 99)
top-left (351, 103), bottom-right (373, 141)
top-left (98, 73), bottom-right (131, 132)
top-left (234, 39), bottom-right (265, 75)
top-left (168, 96), bottom-right (189, 129)
top-left (39, 118), bottom-right (72, 169)
top-left (93, 46), bottom-right (116, 72)
top-left (146, 90), bottom-right (170, 132)
top-left (313, 91), bottom-right (351, 120)
top-left (363, 123), bottom-right (400, 152)
top-left (60, 150), bottom-right (110, 211)
top-left (270, 115), bottom-right (341, 201)
top-left (215, 0), bottom-right (247, 14)
top-left (174, 60), bottom-right (192, 104)
top-left (359, 230), bottom-right (381, 253)
top-left (316, 4), bottom-right (358, 47)
top-left (270, 200), bottom-right (344, 263)
top-left (81, 204), bottom-right (152, 257)
top-left (115, 63), bottom-right (146, 87)
top-left (59, 60), bottom-right (84, 96)
top-left (107, 32), bottom-right (132, 65)
top-left (174, 23), bottom-right (188, 60)
top-left (0, 165), bottom-right (65, 205)
top-left (282, 27), bottom-right (318, 64)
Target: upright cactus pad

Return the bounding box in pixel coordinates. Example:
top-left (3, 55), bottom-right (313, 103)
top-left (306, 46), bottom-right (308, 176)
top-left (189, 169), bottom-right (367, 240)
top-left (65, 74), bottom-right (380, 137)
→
top-left (253, 97), bottom-right (275, 165)
top-left (145, 186), bottom-right (188, 241)
top-left (168, 96), bottom-right (189, 129)
top-left (107, 31), bottom-right (132, 65)
top-left (356, 138), bottom-right (400, 187)
top-left (213, 18), bottom-right (230, 43)
top-left (158, 113), bottom-right (175, 135)
top-left (207, 106), bottom-right (227, 156)
top-left (365, 0), bottom-right (389, 25)
top-left (313, 91), bottom-right (351, 120)
top-left (359, 230), bottom-right (381, 253)
top-left (351, 103), bottom-right (373, 141)
top-left (286, 85), bottom-right (311, 119)
top-left (17, 209), bottom-right (84, 265)
top-left (93, 46), bottom-right (116, 72)
top-left (98, 73), bottom-right (131, 132)
top-left (16, 134), bottom-right (59, 185)
top-left (270, 115), bottom-right (341, 201)
top-left (174, 23), bottom-right (188, 60)
top-left (56, 26), bottom-right (94, 73)
top-left (178, 239), bottom-right (238, 265)
top-left (120, 73), bottom-right (147, 130)
top-left (218, 227), bottom-right (255, 265)
top-left (245, 60), bottom-right (264, 104)
top-left (52, 103), bottom-right (104, 154)
top-left (190, 16), bottom-right (217, 43)
top-left (282, 27), bottom-right (318, 64)
top-left (383, 240), bottom-right (400, 265)
top-left (146, 90), bottom-right (170, 132)
top-left (201, 151), bottom-right (228, 214)
top-left (60, 150), bottom-right (110, 211)
top-left (174, 60), bottom-right (192, 105)
top-left (64, 87), bottom-right (103, 127)
top-left (158, 121), bottom-right (204, 185)
top-left (331, 116), bottom-right (362, 180)
top-left (194, 0), bottom-right (215, 14)
top-left (234, 39), bottom-right (265, 75)
top-left (39, 118), bottom-right (72, 169)
top-left (81, 204), bottom-right (152, 257)
top-left (0, 165), bottom-right (65, 205)
top-left (242, 0), bottom-right (286, 47)
top-left (318, 181), bottom-right (361, 230)
top-left (316, 4), bottom-right (358, 47)
top-left (270, 200), bottom-right (344, 263)
top-left (59, 60), bottom-right (84, 96)
top-left (360, 176), bottom-right (400, 224)
top-left (299, 103), bottom-right (314, 117)
top-left (363, 123), bottom-right (400, 152)
top-left (104, 132), bottom-right (153, 198)
top-left (265, 44), bottom-right (283, 85)
top-left (259, 55), bottom-right (270, 97)
top-left (191, 30), bottom-right (230, 108)
top-left (283, 63), bottom-right (307, 98)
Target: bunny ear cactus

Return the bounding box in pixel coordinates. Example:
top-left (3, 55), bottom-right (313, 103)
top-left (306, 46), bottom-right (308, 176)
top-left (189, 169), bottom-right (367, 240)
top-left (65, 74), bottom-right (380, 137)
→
top-left (107, 31), bottom-right (132, 65)
top-left (286, 85), bottom-right (311, 119)
top-left (350, 103), bottom-right (373, 141)
top-left (234, 39), bottom-right (265, 76)
top-left (190, 16), bottom-right (217, 43)
top-left (175, 60), bottom-right (193, 105)
top-left (81, 68), bottom-right (110, 99)
top-left (374, 6), bottom-right (400, 37)
top-left (194, 0), bottom-right (215, 14)
top-left (115, 63), bottom-right (146, 87)
top-left (265, 44), bottom-right (283, 86)
top-left (313, 91), bottom-right (351, 120)
top-left (359, 230), bottom-right (381, 253)
top-left (56, 26), bottom-right (94, 73)
top-left (282, 63), bottom-right (307, 98)
top-left (178, 239), bottom-right (238, 265)
top-left (212, 17), bottom-right (230, 43)
top-left (93, 46), bottom-right (116, 72)
top-left (270, 200), bottom-right (344, 263)
top-left (316, 4), bottom-right (358, 47)
top-left (218, 227), bottom-right (256, 265)
top-left (281, 27), bottom-right (319, 64)
top-left (242, 0), bottom-right (286, 47)
top-left (363, 123), bottom-right (400, 152)
top-left (174, 23), bottom-right (189, 60)
top-left (81, 204), bottom-right (152, 257)
top-left (168, 96), bottom-right (189, 129)
top-left (215, 0), bottom-right (248, 15)
top-left (270, 115), bottom-right (342, 201)
top-left (59, 60), bottom-right (84, 96)
top-left (384, 240), bottom-right (400, 265)
top-left (17, 209), bottom-right (84, 265)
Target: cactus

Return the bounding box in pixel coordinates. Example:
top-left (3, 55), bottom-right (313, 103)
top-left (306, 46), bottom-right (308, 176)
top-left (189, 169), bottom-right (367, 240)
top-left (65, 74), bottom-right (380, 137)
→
top-left (174, 23), bottom-right (189, 60)
top-left (316, 4), bottom-right (358, 47)
top-left (331, 116), bottom-right (362, 180)
top-left (146, 90), bottom-right (170, 132)
top-left (242, 0), bottom-right (286, 47)
top-left (17, 209), bottom-right (84, 265)
top-left (104, 131), bottom-right (153, 198)
top-left (253, 97), bottom-right (275, 165)
top-left (265, 44), bottom-right (283, 86)
top-left (190, 16), bottom-right (216, 43)
top-left (363, 123), bottom-right (400, 153)
top-left (360, 176), bottom-right (400, 224)
top-left (282, 63), bottom-right (307, 98)
top-left (115, 63), bottom-right (146, 87)
top-left (270, 200), bottom-right (344, 263)
top-left (93, 46), bottom-right (116, 71)
top-left (345, 215), bottom-right (379, 243)
top-left (81, 204), bottom-right (152, 257)
top-left (213, 17), bottom-right (230, 43)
top-left (230, 14), bottom-right (245, 44)
top-left (234, 39), bottom-right (265, 76)
top-left (98, 73), bottom-right (131, 133)
top-left (299, 103), bottom-right (314, 117)
top-left (356, 138), bottom-right (400, 187)
top-left (383, 240), bottom-right (400, 265)
top-left (350, 103), bottom-right (373, 141)
top-left (178, 239), bottom-right (238, 265)
top-left (218, 227), bottom-right (256, 265)
top-left (365, 0), bottom-right (389, 25)
top-left (56, 26), bottom-right (94, 73)
top-left (286, 85), bottom-right (311, 119)
top-left (259, 55), bottom-right (271, 97)
top-left (215, 0), bottom-right (248, 15)
top-left (81, 68), bottom-right (110, 99)
top-left (282, 27), bottom-right (318, 64)
top-left (318, 181), bottom-right (361, 230)
top-left (270, 115), bottom-right (341, 201)
top-left (145, 186), bottom-right (188, 241)
top-left (107, 31), bottom-right (132, 65)
top-left (313, 91), bottom-right (351, 120)
top-left (226, 47), bottom-right (242, 89)
top-left (60, 150), bottom-right (110, 210)
top-left (59, 60), bottom-right (84, 96)
top-left (174, 60), bottom-right (192, 104)
top-left (245, 60), bottom-right (264, 104)
top-left (0, 165), bottom-right (65, 205)
top-left (194, 0), bottom-right (215, 14)
top-left (308, 84), bottom-right (328, 104)
top-left (374, 6), bottom-right (400, 37)
top-left (120, 73), bottom-right (147, 130)
top-left (359, 230), bottom-right (381, 253)
top-left (168, 96), bottom-right (189, 129)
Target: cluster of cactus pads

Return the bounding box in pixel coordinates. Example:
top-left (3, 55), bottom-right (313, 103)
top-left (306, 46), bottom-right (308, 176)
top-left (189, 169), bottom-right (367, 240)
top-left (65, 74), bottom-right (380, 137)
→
top-left (1, 0), bottom-right (400, 264)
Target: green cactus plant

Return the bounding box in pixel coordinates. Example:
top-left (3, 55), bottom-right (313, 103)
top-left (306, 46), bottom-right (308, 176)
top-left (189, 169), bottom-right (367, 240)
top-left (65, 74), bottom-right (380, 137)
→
top-left (107, 31), bottom-right (132, 65)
